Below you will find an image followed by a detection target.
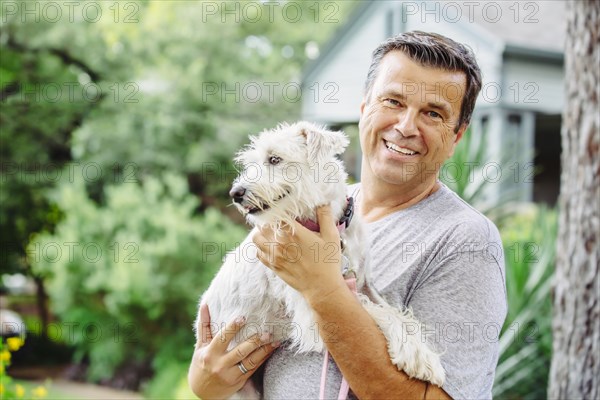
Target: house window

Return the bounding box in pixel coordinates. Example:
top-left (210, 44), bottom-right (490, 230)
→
top-left (533, 113), bottom-right (561, 205)
top-left (481, 115), bottom-right (490, 135)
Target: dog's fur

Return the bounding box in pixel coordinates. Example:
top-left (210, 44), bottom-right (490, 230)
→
top-left (196, 122), bottom-right (444, 398)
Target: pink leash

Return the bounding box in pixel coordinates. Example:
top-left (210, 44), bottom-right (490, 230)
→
top-left (319, 277), bottom-right (357, 400)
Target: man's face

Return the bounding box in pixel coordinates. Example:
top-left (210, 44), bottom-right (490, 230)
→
top-left (359, 51), bottom-right (468, 189)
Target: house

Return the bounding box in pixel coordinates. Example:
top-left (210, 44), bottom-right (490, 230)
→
top-left (301, 0), bottom-right (565, 206)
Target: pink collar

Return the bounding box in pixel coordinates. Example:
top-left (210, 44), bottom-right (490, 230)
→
top-left (297, 197), bottom-right (354, 233)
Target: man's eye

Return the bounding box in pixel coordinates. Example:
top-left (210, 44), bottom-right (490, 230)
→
top-left (269, 156), bottom-right (282, 165)
top-left (383, 98), bottom-right (401, 107)
top-left (427, 111), bottom-right (442, 119)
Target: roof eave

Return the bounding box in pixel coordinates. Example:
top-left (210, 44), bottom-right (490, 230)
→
top-left (503, 44), bottom-right (564, 65)
top-left (301, 1), bottom-right (377, 84)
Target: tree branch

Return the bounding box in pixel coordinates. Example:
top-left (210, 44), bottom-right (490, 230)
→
top-left (5, 33), bottom-right (102, 82)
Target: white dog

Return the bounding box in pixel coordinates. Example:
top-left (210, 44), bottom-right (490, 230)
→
top-left (196, 122), bottom-right (444, 398)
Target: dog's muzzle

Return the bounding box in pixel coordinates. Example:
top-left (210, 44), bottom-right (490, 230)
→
top-left (229, 184), bottom-right (289, 214)
top-left (229, 184), bottom-right (268, 214)
top-left (229, 185), bottom-right (246, 204)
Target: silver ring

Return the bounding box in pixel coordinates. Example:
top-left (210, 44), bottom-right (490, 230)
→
top-left (238, 361), bottom-right (249, 374)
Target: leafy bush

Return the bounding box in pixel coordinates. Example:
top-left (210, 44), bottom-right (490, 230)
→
top-left (142, 360), bottom-right (195, 399)
top-left (440, 126), bottom-right (529, 220)
top-left (1, 337), bottom-right (50, 399)
top-left (29, 173), bottom-right (246, 385)
top-left (493, 206), bottom-right (556, 399)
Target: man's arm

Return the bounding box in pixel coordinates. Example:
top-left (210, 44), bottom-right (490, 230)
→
top-left (308, 280), bottom-right (451, 399)
top-left (253, 206), bottom-right (451, 399)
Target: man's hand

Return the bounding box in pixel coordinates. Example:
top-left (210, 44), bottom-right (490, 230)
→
top-left (252, 205), bottom-right (347, 306)
top-left (252, 205), bottom-right (454, 399)
top-left (188, 304), bottom-right (279, 399)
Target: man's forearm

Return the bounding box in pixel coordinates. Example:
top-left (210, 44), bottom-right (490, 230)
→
top-left (308, 286), bottom-right (429, 399)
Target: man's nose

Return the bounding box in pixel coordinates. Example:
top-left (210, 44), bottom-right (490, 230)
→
top-left (229, 185), bottom-right (246, 203)
top-left (394, 109), bottom-right (419, 137)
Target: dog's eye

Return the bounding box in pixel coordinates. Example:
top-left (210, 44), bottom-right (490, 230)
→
top-left (269, 156), bottom-right (282, 165)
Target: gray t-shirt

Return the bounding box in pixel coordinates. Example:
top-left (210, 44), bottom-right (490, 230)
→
top-left (262, 183), bottom-right (507, 399)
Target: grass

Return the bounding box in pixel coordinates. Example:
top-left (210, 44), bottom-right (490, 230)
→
top-left (4, 378), bottom-right (64, 399)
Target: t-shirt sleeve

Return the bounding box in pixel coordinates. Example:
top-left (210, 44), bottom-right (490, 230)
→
top-left (407, 249), bottom-right (507, 400)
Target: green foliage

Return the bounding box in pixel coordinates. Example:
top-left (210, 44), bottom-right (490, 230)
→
top-left (2, 1), bottom-right (357, 393)
top-left (142, 360), bottom-right (195, 400)
top-left (440, 127), bottom-right (530, 220)
top-left (439, 128), bottom-right (485, 203)
top-left (29, 173), bottom-right (246, 381)
top-left (1, 0), bottom-right (356, 273)
top-left (1, 337), bottom-right (51, 398)
top-left (493, 206), bottom-right (557, 399)
top-left (0, 40), bottom-right (84, 275)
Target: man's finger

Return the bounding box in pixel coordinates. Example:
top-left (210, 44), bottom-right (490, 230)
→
top-left (278, 222), bottom-right (293, 235)
top-left (316, 204), bottom-right (339, 241)
top-left (259, 225), bottom-right (286, 245)
top-left (199, 303), bottom-right (213, 346)
top-left (253, 228), bottom-right (268, 247)
top-left (225, 331), bottom-right (272, 367)
top-left (211, 316), bottom-right (247, 352)
top-left (245, 342), bottom-right (281, 374)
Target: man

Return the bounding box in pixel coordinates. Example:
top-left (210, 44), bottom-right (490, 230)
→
top-left (189, 31), bottom-right (507, 399)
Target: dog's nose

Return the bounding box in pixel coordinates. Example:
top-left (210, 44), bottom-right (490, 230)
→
top-left (229, 185), bottom-right (246, 203)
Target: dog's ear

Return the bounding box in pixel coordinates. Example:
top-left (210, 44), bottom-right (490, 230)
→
top-left (298, 122), bottom-right (349, 165)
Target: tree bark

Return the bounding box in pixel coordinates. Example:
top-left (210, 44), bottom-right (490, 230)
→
top-left (548, 0), bottom-right (599, 398)
top-left (33, 275), bottom-right (50, 339)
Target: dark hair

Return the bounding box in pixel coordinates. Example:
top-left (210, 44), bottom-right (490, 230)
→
top-left (365, 31), bottom-right (482, 132)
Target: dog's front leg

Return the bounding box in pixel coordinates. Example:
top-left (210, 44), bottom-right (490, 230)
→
top-left (285, 291), bottom-right (324, 354)
top-left (358, 294), bottom-right (446, 387)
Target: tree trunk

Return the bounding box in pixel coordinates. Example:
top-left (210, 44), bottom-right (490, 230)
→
top-left (548, 1), bottom-right (599, 398)
top-left (33, 275), bottom-right (49, 338)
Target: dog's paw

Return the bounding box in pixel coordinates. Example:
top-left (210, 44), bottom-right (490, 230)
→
top-left (391, 342), bottom-right (445, 387)
top-left (360, 297), bottom-right (445, 387)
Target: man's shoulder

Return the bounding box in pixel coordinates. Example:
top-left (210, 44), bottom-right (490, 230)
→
top-left (350, 181), bottom-right (502, 249)
top-left (430, 184), bottom-right (501, 242)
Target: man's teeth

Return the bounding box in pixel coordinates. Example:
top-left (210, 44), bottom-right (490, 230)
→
top-left (385, 140), bottom-right (416, 155)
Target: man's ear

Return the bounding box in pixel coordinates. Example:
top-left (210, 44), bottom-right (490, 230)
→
top-left (448, 123), bottom-right (468, 157)
top-left (297, 122), bottom-right (349, 165)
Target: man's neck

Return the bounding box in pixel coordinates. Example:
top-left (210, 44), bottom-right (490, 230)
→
top-left (358, 178), bottom-right (440, 223)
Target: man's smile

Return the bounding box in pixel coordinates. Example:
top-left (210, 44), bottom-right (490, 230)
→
top-left (383, 139), bottom-right (420, 156)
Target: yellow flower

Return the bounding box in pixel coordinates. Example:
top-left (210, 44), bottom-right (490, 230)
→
top-left (32, 385), bottom-right (48, 398)
top-left (6, 337), bottom-right (24, 352)
top-left (15, 383), bottom-right (25, 398)
top-left (0, 383), bottom-right (4, 395)
top-left (0, 349), bottom-right (11, 362)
